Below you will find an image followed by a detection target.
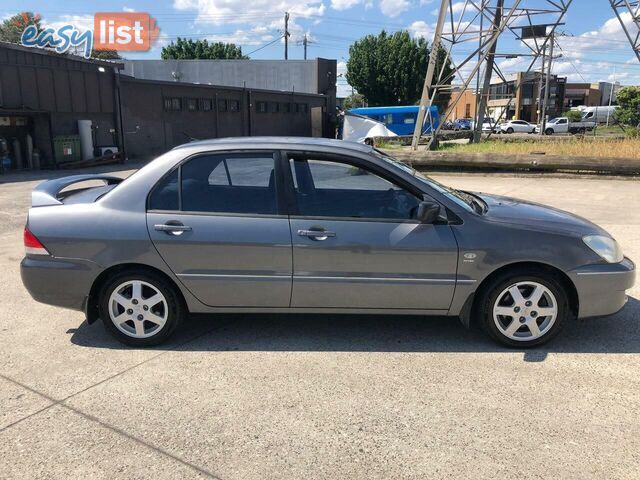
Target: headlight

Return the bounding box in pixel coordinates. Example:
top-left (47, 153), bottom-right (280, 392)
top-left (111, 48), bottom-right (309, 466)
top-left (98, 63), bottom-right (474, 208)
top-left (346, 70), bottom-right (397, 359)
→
top-left (583, 235), bottom-right (623, 263)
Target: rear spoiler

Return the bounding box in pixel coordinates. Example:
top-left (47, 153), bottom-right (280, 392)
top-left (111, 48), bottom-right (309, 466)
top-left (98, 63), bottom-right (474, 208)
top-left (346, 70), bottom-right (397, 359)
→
top-left (32, 174), bottom-right (124, 207)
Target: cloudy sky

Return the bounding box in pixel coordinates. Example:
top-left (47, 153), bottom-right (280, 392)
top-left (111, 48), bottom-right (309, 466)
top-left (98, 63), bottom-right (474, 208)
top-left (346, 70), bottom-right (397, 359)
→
top-left (4, 0), bottom-right (640, 96)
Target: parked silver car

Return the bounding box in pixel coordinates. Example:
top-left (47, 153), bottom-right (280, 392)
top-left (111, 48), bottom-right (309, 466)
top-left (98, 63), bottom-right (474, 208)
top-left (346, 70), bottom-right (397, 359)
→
top-left (21, 137), bottom-right (635, 347)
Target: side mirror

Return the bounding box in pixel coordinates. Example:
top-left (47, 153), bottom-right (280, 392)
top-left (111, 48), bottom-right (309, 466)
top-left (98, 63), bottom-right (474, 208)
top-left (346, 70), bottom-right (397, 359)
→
top-left (416, 201), bottom-right (442, 224)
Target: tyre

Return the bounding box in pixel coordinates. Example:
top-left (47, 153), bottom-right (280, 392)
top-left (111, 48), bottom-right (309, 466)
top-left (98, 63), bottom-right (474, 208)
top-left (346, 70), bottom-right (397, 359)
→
top-left (478, 271), bottom-right (570, 348)
top-left (99, 271), bottom-right (185, 346)
top-left (544, 128), bottom-right (554, 135)
top-left (506, 127), bottom-right (514, 134)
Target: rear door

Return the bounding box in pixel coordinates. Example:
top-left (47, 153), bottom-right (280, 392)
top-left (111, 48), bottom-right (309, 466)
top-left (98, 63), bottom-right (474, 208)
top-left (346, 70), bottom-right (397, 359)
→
top-left (147, 151), bottom-right (292, 307)
top-left (285, 152), bottom-right (459, 311)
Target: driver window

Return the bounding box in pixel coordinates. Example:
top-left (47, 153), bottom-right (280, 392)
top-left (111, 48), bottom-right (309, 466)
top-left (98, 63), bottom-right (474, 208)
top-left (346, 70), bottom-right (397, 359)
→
top-left (289, 157), bottom-right (421, 220)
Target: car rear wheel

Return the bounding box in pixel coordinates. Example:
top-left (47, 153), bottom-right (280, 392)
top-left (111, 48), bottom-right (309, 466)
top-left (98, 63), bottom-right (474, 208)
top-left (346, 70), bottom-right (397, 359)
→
top-left (479, 272), bottom-right (569, 347)
top-left (99, 271), bottom-right (185, 346)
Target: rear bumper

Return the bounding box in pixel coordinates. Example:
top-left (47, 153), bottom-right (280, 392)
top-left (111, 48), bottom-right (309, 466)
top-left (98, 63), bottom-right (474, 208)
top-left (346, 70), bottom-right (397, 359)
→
top-left (569, 257), bottom-right (636, 318)
top-left (20, 256), bottom-right (100, 311)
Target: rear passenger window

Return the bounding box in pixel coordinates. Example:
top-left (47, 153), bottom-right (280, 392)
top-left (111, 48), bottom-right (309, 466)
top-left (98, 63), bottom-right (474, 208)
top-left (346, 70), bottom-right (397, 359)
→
top-left (181, 154), bottom-right (277, 214)
top-left (148, 169), bottom-right (179, 211)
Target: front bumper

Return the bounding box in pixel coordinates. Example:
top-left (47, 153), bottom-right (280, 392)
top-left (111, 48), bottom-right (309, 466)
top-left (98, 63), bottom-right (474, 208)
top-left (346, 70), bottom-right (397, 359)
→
top-left (568, 257), bottom-right (636, 318)
top-left (20, 255), bottom-right (100, 311)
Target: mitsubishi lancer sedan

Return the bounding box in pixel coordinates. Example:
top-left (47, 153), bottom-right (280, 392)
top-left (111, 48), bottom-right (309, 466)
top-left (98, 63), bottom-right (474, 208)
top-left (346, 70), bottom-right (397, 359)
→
top-left (21, 137), bottom-right (635, 347)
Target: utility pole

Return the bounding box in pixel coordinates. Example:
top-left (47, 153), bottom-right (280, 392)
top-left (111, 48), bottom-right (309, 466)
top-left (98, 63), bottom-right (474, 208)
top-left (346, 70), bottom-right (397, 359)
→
top-left (284, 12), bottom-right (290, 60)
top-left (536, 37), bottom-right (547, 135)
top-left (606, 68), bottom-right (615, 127)
top-left (473, 0), bottom-right (503, 144)
top-left (411, 0), bottom-right (448, 150)
top-left (303, 33), bottom-right (308, 60)
top-left (540, 31), bottom-right (555, 135)
top-left (474, 0), bottom-right (487, 130)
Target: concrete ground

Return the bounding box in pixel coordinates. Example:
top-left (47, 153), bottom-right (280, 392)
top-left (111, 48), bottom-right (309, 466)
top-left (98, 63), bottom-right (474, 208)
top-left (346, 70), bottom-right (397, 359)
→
top-left (0, 168), bottom-right (638, 479)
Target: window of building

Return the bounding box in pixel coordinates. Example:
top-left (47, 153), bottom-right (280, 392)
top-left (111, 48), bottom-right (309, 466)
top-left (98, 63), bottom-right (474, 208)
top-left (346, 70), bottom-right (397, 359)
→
top-left (163, 97), bottom-right (182, 111)
top-left (282, 102), bottom-right (291, 113)
top-left (218, 99), bottom-right (228, 112)
top-left (181, 154), bottom-right (277, 214)
top-left (465, 103), bottom-right (471, 118)
top-left (270, 102), bottom-right (280, 113)
top-left (289, 157), bottom-right (420, 220)
top-left (229, 99), bottom-right (240, 112)
top-left (186, 98), bottom-right (199, 111)
top-left (201, 98), bottom-right (213, 111)
top-left (256, 101), bottom-right (268, 113)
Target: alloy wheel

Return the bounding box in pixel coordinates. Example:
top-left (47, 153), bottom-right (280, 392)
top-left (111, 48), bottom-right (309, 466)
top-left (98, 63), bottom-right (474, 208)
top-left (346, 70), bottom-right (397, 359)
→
top-left (492, 281), bottom-right (558, 342)
top-left (108, 280), bottom-right (168, 338)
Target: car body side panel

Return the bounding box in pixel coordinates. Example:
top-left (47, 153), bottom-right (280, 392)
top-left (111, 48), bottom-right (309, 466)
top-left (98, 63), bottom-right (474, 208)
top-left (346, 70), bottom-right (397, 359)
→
top-left (290, 219), bottom-right (459, 310)
top-left (446, 215), bottom-right (606, 317)
top-left (147, 212), bottom-right (293, 307)
top-left (24, 202), bottom-right (208, 313)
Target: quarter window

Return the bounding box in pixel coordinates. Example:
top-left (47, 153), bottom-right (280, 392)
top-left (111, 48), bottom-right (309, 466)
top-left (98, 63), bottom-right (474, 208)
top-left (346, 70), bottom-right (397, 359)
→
top-left (148, 169), bottom-right (179, 211)
top-left (289, 157), bottom-right (420, 220)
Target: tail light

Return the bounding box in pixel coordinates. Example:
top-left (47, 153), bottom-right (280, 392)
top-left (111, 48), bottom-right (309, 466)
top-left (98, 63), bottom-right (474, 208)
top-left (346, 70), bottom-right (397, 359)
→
top-left (24, 227), bottom-right (50, 256)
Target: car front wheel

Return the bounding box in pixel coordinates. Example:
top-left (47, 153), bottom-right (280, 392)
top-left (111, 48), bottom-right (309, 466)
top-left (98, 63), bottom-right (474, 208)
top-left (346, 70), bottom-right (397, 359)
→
top-left (99, 271), bottom-right (185, 346)
top-left (479, 272), bottom-right (569, 347)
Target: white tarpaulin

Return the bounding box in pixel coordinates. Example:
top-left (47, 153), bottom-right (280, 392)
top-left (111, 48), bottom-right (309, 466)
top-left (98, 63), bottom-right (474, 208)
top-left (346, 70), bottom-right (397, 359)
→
top-left (342, 112), bottom-right (397, 143)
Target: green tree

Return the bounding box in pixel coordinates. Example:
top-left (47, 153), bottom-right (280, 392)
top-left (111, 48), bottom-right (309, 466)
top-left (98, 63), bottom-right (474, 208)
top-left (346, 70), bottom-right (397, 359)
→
top-left (161, 38), bottom-right (248, 60)
top-left (91, 49), bottom-right (122, 60)
top-left (0, 11), bottom-right (42, 44)
top-left (614, 86), bottom-right (640, 126)
top-left (563, 110), bottom-right (582, 122)
top-left (342, 92), bottom-right (366, 110)
top-left (346, 30), bottom-right (452, 109)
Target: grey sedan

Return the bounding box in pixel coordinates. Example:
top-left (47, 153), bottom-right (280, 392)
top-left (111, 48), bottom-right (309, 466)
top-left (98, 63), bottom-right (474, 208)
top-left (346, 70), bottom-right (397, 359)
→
top-left (21, 137), bottom-right (635, 347)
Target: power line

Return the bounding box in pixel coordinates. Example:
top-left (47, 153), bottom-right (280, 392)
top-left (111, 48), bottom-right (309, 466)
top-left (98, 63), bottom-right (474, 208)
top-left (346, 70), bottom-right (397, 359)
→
top-left (245, 35), bottom-right (284, 56)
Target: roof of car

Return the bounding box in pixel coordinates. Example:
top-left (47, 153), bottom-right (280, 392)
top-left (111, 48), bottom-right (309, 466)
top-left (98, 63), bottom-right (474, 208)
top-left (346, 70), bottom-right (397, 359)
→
top-left (173, 136), bottom-right (374, 153)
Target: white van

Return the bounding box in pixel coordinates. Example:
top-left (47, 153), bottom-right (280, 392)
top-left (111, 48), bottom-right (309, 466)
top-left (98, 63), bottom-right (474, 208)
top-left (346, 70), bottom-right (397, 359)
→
top-left (580, 106), bottom-right (618, 124)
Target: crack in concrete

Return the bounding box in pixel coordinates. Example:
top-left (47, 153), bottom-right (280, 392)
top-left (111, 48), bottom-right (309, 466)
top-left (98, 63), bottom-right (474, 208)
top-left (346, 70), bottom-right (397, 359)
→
top-left (0, 320), bottom-right (232, 479)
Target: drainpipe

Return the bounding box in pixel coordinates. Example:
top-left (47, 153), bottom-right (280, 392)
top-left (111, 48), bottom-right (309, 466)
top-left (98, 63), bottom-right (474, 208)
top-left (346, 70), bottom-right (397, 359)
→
top-left (113, 67), bottom-right (126, 162)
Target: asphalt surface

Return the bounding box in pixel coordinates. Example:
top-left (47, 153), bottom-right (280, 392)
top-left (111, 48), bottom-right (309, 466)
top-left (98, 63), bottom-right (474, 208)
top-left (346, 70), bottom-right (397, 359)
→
top-left (0, 167), bottom-right (638, 479)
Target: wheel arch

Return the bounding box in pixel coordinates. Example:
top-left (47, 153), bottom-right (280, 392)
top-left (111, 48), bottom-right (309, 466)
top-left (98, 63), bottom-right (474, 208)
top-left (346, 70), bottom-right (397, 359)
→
top-left (463, 261), bottom-right (579, 328)
top-left (86, 263), bottom-right (188, 324)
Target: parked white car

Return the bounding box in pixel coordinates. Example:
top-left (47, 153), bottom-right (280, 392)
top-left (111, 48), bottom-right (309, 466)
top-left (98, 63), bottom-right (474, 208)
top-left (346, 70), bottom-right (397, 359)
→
top-left (533, 117), bottom-right (597, 135)
top-left (499, 120), bottom-right (536, 134)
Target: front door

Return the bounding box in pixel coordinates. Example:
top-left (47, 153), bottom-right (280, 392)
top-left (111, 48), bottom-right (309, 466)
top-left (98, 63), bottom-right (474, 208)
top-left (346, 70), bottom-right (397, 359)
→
top-left (147, 151), bottom-right (292, 307)
top-left (286, 153), bottom-right (459, 311)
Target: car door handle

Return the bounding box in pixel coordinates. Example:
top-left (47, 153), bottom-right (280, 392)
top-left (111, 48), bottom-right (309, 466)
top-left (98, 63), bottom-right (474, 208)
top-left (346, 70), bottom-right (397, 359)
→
top-left (154, 223), bottom-right (192, 235)
top-left (297, 229), bottom-right (336, 240)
